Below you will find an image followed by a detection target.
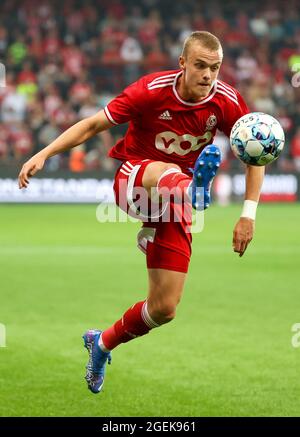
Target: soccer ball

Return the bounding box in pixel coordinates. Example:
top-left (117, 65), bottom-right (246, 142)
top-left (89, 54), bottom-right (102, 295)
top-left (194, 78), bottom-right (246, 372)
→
top-left (230, 112), bottom-right (285, 166)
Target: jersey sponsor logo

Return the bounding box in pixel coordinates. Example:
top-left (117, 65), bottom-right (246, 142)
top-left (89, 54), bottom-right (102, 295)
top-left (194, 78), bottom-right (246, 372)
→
top-left (155, 131), bottom-right (213, 156)
top-left (158, 110), bottom-right (172, 120)
top-left (206, 114), bottom-right (217, 130)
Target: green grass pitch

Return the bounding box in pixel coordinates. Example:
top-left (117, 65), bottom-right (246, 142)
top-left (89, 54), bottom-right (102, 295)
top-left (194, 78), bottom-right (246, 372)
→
top-left (0, 203), bottom-right (299, 417)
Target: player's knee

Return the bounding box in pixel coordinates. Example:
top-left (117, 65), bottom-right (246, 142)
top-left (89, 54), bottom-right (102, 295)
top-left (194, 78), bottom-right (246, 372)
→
top-left (161, 163), bottom-right (181, 172)
top-left (157, 163), bottom-right (181, 186)
top-left (149, 300), bottom-right (178, 324)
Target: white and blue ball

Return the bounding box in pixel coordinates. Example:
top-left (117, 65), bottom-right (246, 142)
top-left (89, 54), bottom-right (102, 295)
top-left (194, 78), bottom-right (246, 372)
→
top-left (230, 112), bottom-right (285, 166)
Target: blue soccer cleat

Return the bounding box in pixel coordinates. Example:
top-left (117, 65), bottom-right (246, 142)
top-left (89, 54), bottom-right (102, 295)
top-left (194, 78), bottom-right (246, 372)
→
top-left (83, 329), bottom-right (112, 394)
top-left (189, 145), bottom-right (221, 210)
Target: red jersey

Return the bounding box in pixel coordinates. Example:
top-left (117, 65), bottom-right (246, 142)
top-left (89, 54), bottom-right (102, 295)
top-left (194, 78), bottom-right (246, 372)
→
top-left (105, 69), bottom-right (249, 173)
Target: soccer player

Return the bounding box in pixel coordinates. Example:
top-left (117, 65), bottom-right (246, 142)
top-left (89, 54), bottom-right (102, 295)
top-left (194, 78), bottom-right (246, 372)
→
top-left (18, 31), bottom-right (264, 394)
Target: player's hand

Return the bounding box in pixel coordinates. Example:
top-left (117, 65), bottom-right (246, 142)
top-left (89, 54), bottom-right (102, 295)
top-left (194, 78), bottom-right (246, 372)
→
top-left (232, 217), bottom-right (255, 257)
top-left (18, 154), bottom-right (46, 189)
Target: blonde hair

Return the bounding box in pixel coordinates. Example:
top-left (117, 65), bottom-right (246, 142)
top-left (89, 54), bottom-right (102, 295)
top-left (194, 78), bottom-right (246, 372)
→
top-left (182, 31), bottom-right (222, 58)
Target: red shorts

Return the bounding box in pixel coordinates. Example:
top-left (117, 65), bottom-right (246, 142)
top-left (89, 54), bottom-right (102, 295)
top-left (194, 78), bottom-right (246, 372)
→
top-left (113, 159), bottom-right (192, 273)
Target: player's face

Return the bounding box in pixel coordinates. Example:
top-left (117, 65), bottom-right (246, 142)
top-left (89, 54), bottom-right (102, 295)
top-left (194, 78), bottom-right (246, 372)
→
top-left (178, 42), bottom-right (223, 102)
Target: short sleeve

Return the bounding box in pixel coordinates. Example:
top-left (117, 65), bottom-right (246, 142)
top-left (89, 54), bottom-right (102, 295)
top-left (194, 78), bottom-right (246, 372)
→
top-left (104, 78), bottom-right (146, 125)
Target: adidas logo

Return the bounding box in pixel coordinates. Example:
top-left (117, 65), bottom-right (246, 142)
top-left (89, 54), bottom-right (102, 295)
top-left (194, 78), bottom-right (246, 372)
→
top-left (159, 110), bottom-right (172, 120)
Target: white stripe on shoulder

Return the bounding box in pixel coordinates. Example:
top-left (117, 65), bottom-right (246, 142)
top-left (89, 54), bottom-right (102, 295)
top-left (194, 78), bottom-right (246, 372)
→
top-left (104, 106), bottom-right (118, 125)
top-left (148, 77), bottom-right (176, 87)
top-left (217, 81), bottom-right (237, 99)
top-left (217, 80), bottom-right (237, 93)
top-left (148, 82), bottom-right (174, 90)
top-left (217, 84), bottom-right (238, 101)
top-left (216, 89), bottom-right (239, 105)
top-left (149, 73), bottom-right (177, 84)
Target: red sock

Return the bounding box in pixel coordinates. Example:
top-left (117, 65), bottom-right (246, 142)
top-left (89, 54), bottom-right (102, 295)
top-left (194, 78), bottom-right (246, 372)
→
top-left (157, 168), bottom-right (191, 203)
top-left (101, 300), bottom-right (159, 351)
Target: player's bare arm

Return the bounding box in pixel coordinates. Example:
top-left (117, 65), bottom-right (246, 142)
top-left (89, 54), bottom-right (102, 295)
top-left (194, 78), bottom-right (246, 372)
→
top-left (18, 110), bottom-right (113, 189)
top-left (233, 165), bottom-right (265, 257)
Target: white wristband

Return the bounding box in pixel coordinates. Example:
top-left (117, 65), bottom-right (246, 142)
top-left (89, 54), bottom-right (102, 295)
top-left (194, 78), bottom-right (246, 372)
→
top-left (241, 200), bottom-right (258, 220)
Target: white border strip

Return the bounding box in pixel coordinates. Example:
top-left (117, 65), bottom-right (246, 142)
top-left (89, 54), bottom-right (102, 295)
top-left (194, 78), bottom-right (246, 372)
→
top-left (104, 106), bottom-right (118, 125)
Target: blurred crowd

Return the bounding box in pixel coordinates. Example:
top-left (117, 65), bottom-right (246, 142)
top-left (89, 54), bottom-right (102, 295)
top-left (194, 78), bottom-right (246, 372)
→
top-left (0, 0), bottom-right (300, 173)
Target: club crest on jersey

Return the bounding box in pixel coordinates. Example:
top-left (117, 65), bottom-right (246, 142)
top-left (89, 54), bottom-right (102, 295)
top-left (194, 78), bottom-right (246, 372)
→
top-left (159, 110), bottom-right (172, 120)
top-left (206, 114), bottom-right (217, 130)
